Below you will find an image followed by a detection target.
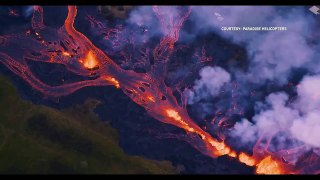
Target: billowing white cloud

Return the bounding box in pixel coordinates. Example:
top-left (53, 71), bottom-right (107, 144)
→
top-left (186, 66), bottom-right (230, 104)
top-left (232, 75), bottom-right (320, 150)
top-left (295, 75), bottom-right (320, 113)
top-left (290, 112), bottom-right (320, 147)
top-left (184, 6), bottom-right (317, 84)
top-left (231, 118), bottom-right (258, 144)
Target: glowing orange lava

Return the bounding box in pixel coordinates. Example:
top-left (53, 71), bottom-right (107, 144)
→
top-left (82, 51), bottom-right (98, 69)
top-left (208, 139), bottom-right (232, 156)
top-left (166, 109), bottom-right (182, 121)
top-left (104, 76), bottom-right (120, 88)
top-left (165, 109), bottom-right (195, 132)
top-left (62, 51), bottom-right (71, 57)
top-left (239, 152), bottom-right (256, 166)
top-left (165, 109), bottom-right (237, 158)
top-left (256, 156), bottom-right (284, 174)
top-left (147, 96), bottom-right (156, 102)
top-left (228, 150), bottom-right (237, 158)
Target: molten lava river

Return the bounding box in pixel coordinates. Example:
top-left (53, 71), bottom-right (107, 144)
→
top-left (1, 6), bottom-right (320, 174)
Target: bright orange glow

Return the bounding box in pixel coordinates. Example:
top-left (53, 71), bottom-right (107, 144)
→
top-left (228, 151), bottom-right (237, 158)
top-left (187, 127), bottom-right (195, 132)
top-left (166, 109), bottom-right (182, 122)
top-left (147, 96), bottom-right (155, 102)
top-left (200, 134), bottom-right (206, 140)
top-left (256, 156), bottom-right (283, 174)
top-left (166, 109), bottom-right (190, 127)
top-left (110, 78), bottom-right (120, 88)
top-left (207, 138), bottom-right (233, 156)
top-left (166, 109), bottom-right (181, 121)
top-left (82, 51), bottom-right (98, 69)
top-left (62, 51), bottom-right (71, 57)
top-left (239, 152), bottom-right (256, 166)
top-left (217, 142), bottom-right (231, 155)
top-left (104, 76), bottom-right (120, 88)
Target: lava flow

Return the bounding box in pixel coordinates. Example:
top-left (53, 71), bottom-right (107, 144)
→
top-left (0, 6), bottom-right (318, 174)
top-left (256, 156), bottom-right (284, 174)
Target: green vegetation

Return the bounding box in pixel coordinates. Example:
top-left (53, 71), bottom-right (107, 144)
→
top-left (0, 75), bottom-right (177, 174)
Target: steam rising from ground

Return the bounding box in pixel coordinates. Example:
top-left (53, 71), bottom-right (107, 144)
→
top-left (187, 6), bottom-right (317, 84)
top-left (233, 75), bottom-right (320, 150)
top-left (186, 66), bottom-right (230, 104)
top-left (184, 6), bottom-right (320, 156)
